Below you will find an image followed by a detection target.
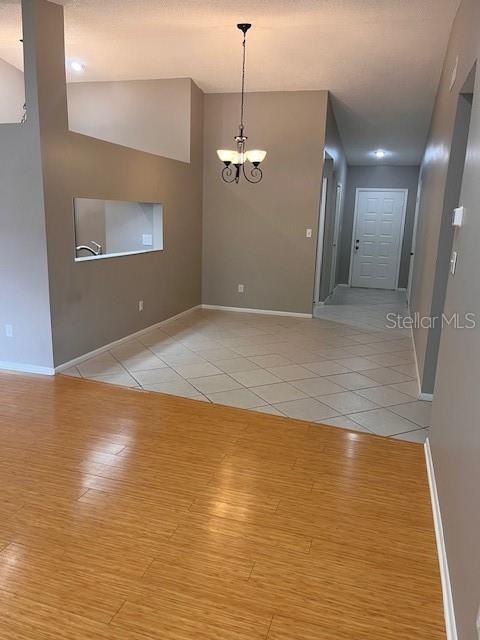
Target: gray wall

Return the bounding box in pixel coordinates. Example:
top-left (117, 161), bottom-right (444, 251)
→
top-left (410, 0), bottom-right (480, 637)
top-left (202, 90), bottom-right (328, 314)
top-left (74, 198), bottom-right (107, 254)
top-left (67, 78), bottom-right (191, 162)
top-left (1, 0), bottom-right (203, 369)
top-left (319, 99), bottom-right (348, 302)
top-left (338, 165), bottom-right (420, 288)
top-left (0, 2), bottom-right (54, 370)
top-left (0, 57), bottom-right (25, 124)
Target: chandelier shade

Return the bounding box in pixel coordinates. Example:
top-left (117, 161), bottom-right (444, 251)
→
top-left (216, 23), bottom-right (267, 184)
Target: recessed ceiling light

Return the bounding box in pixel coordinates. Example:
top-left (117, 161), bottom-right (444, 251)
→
top-left (69, 60), bottom-right (85, 73)
top-left (374, 149), bottom-right (386, 159)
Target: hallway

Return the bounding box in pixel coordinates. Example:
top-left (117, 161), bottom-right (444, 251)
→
top-left (63, 288), bottom-right (429, 442)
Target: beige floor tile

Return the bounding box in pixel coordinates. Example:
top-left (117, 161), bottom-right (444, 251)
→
top-left (61, 366), bottom-right (82, 378)
top-left (319, 391), bottom-right (378, 414)
top-left (194, 347), bottom-right (238, 362)
top-left (313, 348), bottom-right (352, 360)
top-left (334, 357), bottom-right (379, 371)
top-left (363, 367), bottom-right (413, 385)
top-left (367, 351), bottom-right (414, 367)
top-left (214, 358), bottom-right (260, 374)
top-left (265, 364), bottom-right (318, 381)
top-left (89, 371), bottom-right (139, 388)
top-left (110, 340), bottom-right (151, 359)
top-left (132, 367), bottom-right (183, 387)
top-left (326, 372), bottom-right (379, 390)
top-left (250, 382), bottom-right (308, 404)
top-left (319, 416), bottom-right (372, 432)
top-left (291, 377), bottom-right (347, 397)
top-left (119, 353), bottom-right (169, 372)
top-left (355, 385), bottom-right (414, 407)
top-left (145, 380), bottom-right (208, 400)
top-left (304, 361), bottom-right (351, 376)
top-left (78, 353), bottom-right (125, 377)
top-left (391, 428), bottom-right (429, 443)
top-left (172, 362), bottom-right (223, 379)
top-left (273, 398), bottom-right (339, 422)
top-left (388, 380), bottom-right (419, 398)
top-left (251, 405), bottom-right (286, 416)
top-left (206, 388), bottom-right (265, 409)
top-left (248, 354), bottom-right (293, 368)
top-left (389, 400), bottom-right (431, 427)
top-left (160, 352), bottom-right (206, 366)
top-left (190, 374), bottom-right (242, 395)
top-left (391, 363), bottom-right (418, 377)
top-left (347, 408), bottom-right (420, 436)
top-left (230, 369), bottom-right (282, 387)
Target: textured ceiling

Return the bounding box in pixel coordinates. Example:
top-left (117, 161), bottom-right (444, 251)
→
top-left (0, 0), bottom-right (460, 164)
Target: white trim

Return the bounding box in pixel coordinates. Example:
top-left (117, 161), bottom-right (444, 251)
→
top-left (349, 188), bottom-right (408, 290)
top-left (410, 326), bottom-right (433, 401)
top-left (419, 392), bottom-right (434, 402)
top-left (0, 361), bottom-right (55, 376)
top-left (201, 304), bottom-right (312, 319)
top-left (424, 438), bottom-right (458, 640)
top-left (55, 305), bottom-right (201, 372)
top-left (407, 177), bottom-right (423, 304)
top-left (313, 177), bottom-right (328, 304)
top-left (329, 182), bottom-right (343, 295)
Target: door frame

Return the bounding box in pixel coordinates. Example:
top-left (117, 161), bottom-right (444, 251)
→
top-left (348, 187), bottom-right (408, 290)
top-left (329, 183), bottom-right (343, 294)
top-left (407, 178), bottom-right (422, 305)
top-left (313, 177), bottom-right (328, 304)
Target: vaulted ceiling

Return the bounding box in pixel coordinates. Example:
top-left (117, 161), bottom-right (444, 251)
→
top-left (0, 0), bottom-right (460, 164)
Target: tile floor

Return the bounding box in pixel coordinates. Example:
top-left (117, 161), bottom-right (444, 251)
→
top-left (62, 287), bottom-right (431, 442)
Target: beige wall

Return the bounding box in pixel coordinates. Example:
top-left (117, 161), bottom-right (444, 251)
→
top-left (202, 90), bottom-right (328, 314)
top-left (67, 78), bottom-right (191, 162)
top-left (0, 57), bottom-right (25, 124)
top-left (410, 0), bottom-right (480, 637)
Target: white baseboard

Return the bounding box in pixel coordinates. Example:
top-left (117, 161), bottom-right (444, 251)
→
top-left (55, 305), bottom-right (201, 373)
top-left (410, 325), bottom-right (433, 402)
top-left (201, 304), bottom-right (312, 319)
top-left (424, 438), bottom-right (457, 640)
top-left (0, 361), bottom-right (55, 376)
top-left (419, 392), bottom-right (434, 402)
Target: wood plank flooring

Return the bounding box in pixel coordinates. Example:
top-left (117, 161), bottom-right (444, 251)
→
top-left (0, 372), bottom-right (444, 639)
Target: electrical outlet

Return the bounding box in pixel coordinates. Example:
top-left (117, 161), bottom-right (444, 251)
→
top-left (138, 300), bottom-right (144, 312)
top-left (5, 324), bottom-right (13, 338)
top-left (306, 228), bottom-right (312, 238)
top-left (237, 284), bottom-right (245, 293)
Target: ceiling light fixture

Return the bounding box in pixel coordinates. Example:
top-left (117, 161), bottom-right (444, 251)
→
top-left (374, 149), bottom-right (386, 159)
top-left (216, 24), bottom-right (267, 184)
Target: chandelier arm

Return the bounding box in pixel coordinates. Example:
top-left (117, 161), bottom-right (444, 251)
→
top-left (242, 163), bottom-right (263, 184)
top-left (222, 165), bottom-right (239, 183)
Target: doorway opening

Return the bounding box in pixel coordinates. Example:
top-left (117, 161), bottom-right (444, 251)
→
top-left (349, 188), bottom-right (408, 290)
top-left (420, 63), bottom-right (476, 396)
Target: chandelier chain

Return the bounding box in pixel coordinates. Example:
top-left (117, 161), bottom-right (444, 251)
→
top-left (240, 32), bottom-right (246, 133)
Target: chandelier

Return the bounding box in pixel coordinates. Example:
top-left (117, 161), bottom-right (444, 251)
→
top-left (216, 23), bottom-right (267, 184)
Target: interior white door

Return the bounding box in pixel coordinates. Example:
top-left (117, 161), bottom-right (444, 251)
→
top-left (351, 189), bottom-right (407, 290)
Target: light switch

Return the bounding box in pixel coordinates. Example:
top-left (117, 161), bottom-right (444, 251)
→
top-left (452, 206), bottom-right (464, 227)
top-left (450, 251), bottom-right (458, 275)
top-left (306, 228), bottom-right (312, 238)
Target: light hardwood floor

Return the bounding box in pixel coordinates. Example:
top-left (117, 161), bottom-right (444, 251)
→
top-left (0, 372), bottom-right (444, 639)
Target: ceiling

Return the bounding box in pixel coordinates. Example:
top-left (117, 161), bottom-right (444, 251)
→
top-left (0, 0), bottom-right (460, 164)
